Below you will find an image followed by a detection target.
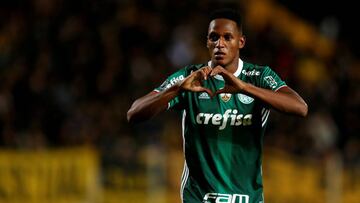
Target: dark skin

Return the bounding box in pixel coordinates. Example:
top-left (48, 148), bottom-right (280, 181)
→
top-left (127, 18), bottom-right (308, 123)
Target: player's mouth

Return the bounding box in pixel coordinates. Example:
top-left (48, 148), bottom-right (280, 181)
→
top-left (214, 51), bottom-right (226, 59)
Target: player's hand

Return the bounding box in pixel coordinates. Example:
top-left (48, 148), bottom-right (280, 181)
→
top-left (179, 66), bottom-right (213, 96)
top-left (210, 65), bottom-right (245, 95)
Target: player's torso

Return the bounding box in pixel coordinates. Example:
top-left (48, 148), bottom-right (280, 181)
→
top-left (184, 71), bottom-right (267, 144)
top-left (181, 72), bottom-right (266, 203)
top-left (192, 77), bottom-right (257, 129)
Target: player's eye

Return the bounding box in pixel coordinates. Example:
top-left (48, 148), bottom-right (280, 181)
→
top-left (208, 33), bottom-right (219, 42)
top-left (224, 34), bottom-right (233, 41)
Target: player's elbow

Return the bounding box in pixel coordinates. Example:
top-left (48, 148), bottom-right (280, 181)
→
top-left (127, 106), bottom-right (148, 123)
top-left (286, 101), bottom-right (308, 117)
top-left (127, 108), bottom-right (137, 123)
top-left (127, 109), bottom-right (133, 123)
top-left (298, 102), bottom-right (308, 117)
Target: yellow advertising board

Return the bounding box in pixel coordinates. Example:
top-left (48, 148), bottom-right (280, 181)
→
top-left (0, 147), bottom-right (100, 203)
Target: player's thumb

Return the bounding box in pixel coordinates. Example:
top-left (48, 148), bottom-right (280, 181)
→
top-left (215, 88), bottom-right (227, 95)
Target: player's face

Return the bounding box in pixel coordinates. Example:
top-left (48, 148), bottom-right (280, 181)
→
top-left (207, 19), bottom-right (245, 67)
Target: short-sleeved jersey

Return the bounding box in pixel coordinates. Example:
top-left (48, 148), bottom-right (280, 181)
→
top-left (154, 59), bottom-right (286, 203)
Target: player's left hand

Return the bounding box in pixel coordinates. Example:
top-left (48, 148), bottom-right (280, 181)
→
top-left (210, 65), bottom-right (246, 95)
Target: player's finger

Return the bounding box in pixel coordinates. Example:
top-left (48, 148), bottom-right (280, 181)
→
top-left (215, 87), bottom-right (232, 95)
top-left (215, 88), bottom-right (225, 95)
top-left (202, 66), bottom-right (212, 76)
top-left (201, 69), bottom-right (208, 80)
top-left (210, 66), bottom-right (223, 77)
top-left (196, 68), bottom-right (207, 80)
top-left (192, 80), bottom-right (201, 87)
top-left (203, 66), bottom-right (213, 79)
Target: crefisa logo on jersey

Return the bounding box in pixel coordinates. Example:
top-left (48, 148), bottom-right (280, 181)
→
top-left (196, 109), bottom-right (252, 130)
top-left (160, 75), bottom-right (185, 90)
top-left (203, 193), bottom-right (249, 203)
top-left (237, 93), bottom-right (254, 104)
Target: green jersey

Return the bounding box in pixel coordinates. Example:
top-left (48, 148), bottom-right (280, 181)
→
top-left (155, 59), bottom-right (286, 203)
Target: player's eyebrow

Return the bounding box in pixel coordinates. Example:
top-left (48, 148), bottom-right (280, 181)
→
top-left (223, 32), bottom-right (235, 35)
top-left (208, 31), bottom-right (234, 35)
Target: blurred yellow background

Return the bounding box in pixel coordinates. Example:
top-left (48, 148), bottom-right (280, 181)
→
top-left (0, 0), bottom-right (359, 202)
top-left (0, 147), bottom-right (358, 203)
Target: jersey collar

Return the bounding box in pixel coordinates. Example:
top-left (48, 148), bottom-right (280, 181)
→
top-left (207, 58), bottom-right (243, 81)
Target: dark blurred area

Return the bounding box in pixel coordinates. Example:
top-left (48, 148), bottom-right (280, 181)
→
top-left (278, 0), bottom-right (360, 58)
top-left (0, 0), bottom-right (359, 202)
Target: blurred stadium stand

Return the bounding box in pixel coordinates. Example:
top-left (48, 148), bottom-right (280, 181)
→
top-left (0, 0), bottom-right (358, 202)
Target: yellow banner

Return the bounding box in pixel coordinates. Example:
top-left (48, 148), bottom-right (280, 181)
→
top-left (0, 147), bottom-right (100, 203)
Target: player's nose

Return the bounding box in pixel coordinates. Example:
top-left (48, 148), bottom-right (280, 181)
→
top-left (215, 37), bottom-right (225, 48)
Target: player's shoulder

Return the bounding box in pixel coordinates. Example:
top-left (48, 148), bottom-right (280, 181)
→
top-left (242, 61), bottom-right (269, 70)
top-left (183, 63), bottom-right (207, 73)
top-left (166, 63), bottom-right (205, 79)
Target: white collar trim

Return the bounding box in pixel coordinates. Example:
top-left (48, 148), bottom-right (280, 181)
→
top-left (207, 59), bottom-right (243, 80)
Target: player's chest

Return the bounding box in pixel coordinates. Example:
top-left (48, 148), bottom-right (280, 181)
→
top-left (191, 92), bottom-right (255, 115)
top-left (192, 78), bottom-right (256, 114)
top-left (189, 92), bottom-right (256, 129)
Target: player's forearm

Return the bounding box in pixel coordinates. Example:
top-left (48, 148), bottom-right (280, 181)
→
top-left (242, 84), bottom-right (308, 117)
top-left (127, 84), bottom-right (182, 123)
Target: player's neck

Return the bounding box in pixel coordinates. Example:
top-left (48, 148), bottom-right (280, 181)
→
top-left (224, 58), bottom-right (239, 74)
top-left (210, 57), bottom-right (240, 74)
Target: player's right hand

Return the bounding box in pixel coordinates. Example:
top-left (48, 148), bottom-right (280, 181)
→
top-left (179, 66), bottom-right (213, 97)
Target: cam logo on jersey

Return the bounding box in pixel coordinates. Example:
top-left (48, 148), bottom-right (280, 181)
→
top-left (237, 93), bottom-right (254, 104)
top-left (203, 193), bottom-right (249, 203)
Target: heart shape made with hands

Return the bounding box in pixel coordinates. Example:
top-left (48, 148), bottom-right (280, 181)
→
top-left (181, 66), bottom-right (244, 98)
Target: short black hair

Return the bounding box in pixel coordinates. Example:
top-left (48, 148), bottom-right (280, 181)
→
top-left (209, 8), bottom-right (242, 31)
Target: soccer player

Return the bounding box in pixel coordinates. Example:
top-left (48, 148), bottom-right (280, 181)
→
top-left (127, 8), bottom-right (308, 203)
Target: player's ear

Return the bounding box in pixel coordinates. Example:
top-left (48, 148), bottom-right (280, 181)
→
top-left (238, 35), bottom-right (246, 49)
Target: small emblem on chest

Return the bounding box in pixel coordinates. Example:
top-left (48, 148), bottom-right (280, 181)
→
top-left (219, 93), bottom-right (232, 102)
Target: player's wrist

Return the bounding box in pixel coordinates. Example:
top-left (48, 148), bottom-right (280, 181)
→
top-left (170, 82), bottom-right (184, 94)
top-left (236, 80), bottom-right (249, 92)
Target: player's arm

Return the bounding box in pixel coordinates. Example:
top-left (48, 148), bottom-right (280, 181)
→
top-left (240, 84), bottom-right (308, 117)
top-left (127, 85), bottom-right (182, 123)
top-left (127, 67), bottom-right (212, 123)
top-left (211, 66), bottom-right (308, 117)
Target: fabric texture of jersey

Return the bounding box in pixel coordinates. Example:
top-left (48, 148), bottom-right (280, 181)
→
top-left (154, 59), bottom-right (287, 203)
